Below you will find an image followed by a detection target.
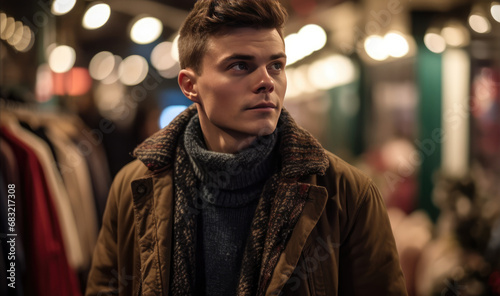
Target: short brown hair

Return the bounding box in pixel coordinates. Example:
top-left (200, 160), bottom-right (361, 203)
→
top-left (178, 0), bottom-right (288, 74)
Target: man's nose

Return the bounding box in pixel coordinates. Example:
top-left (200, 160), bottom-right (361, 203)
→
top-left (253, 67), bottom-right (275, 94)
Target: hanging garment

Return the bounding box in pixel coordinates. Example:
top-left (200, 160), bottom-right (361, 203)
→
top-left (46, 122), bottom-right (99, 269)
top-left (0, 115), bottom-right (85, 270)
top-left (46, 114), bottom-right (111, 225)
top-left (0, 127), bottom-right (82, 296)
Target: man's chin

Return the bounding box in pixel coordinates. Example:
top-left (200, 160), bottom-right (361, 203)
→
top-left (248, 123), bottom-right (277, 137)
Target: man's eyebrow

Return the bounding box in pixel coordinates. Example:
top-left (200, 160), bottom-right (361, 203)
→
top-left (221, 54), bottom-right (255, 64)
top-left (270, 53), bottom-right (287, 60)
top-left (220, 53), bottom-right (287, 64)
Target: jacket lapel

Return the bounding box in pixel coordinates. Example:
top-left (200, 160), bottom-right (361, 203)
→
top-left (256, 180), bottom-right (315, 295)
top-left (265, 181), bottom-right (329, 295)
top-left (252, 109), bottom-right (330, 295)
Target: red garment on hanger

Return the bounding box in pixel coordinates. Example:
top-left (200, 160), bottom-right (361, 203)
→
top-left (0, 127), bottom-right (81, 296)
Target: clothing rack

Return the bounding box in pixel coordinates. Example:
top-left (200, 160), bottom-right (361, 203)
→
top-left (0, 97), bottom-right (112, 295)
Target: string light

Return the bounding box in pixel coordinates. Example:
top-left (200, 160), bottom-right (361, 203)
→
top-left (0, 12), bottom-right (34, 52)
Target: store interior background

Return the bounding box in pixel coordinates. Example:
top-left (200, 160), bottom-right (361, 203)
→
top-left (1, 0), bottom-right (500, 295)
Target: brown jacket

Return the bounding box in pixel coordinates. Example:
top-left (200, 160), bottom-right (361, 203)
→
top-left (86, 107), bottom-right (407, 296)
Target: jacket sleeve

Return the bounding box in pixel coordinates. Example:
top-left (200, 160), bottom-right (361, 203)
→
top-left (338, 181), bottom-right (408, 296)
top-left (85, 173), bottom-right (122, 295)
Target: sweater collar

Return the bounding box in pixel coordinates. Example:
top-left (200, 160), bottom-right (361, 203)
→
top-left (183, 114), bottom-right (277, 191)
top-left (133, 104), bottom-right (329, 178)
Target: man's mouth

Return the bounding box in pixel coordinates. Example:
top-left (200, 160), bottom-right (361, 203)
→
top-left (248, 102), bottom-right (276, 109)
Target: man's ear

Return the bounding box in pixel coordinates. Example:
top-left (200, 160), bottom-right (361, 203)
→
top-left (178, 68), bottom-right (200, 104)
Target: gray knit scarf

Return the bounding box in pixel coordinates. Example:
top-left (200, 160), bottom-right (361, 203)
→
top-left (184, 114), bottom-right (277, 207)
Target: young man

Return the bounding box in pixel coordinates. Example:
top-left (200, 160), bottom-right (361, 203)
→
top-left (86, 0), bottom-right (407, 295)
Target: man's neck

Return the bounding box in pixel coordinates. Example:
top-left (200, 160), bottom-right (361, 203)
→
top-left (195, 112), bottom-right (255, 154)
top-left (202, 128), bottom-right (256, 154)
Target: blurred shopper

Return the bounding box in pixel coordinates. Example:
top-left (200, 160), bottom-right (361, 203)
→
top-left (85, 1), bottom-right (407, 295)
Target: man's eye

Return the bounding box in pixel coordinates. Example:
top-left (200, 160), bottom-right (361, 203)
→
top-left (270, 62), bottom-right (283, 71)
top-left (230, 62), bottom-right (248, 71)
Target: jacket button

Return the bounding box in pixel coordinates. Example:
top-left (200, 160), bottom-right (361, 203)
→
top-left (132, 179), bottom-right (152, 201)
top-left (136, 184), bottom-right (147, 195)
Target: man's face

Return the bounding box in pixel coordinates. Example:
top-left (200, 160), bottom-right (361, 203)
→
top-left (193, 27), bottom-right (287, 144)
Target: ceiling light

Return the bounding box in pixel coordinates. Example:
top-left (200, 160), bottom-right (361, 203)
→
top-left (441, 21), bottom-right (470, 47)
top-left (424, 32), bottom-right (446, 54)
top-left (102, 55), bottom-right (122, 84)
top-left (48, 45), bottom-right (76, 73)
top-left (130, 17), bottom-right (163, 44)
top-left (151, 42), bottom-right (177, 71)
top-left (284, 33), bottom-right (302, 65)
top-left (285, 24), bottom-right (328, 66)
top-left (364, 35), bottom-right (388, 61)
top-left (384, 32), bottom-right (409, 58)
top-left (51, 0), bottom-right (77, 16)
top-left (491, 2), bottom-right (500, 22)
top-left (83, 3), bottom-right (111, 30)
top-left (118, 55), bottom-right (149, 85)
top-left (468, 13), bottom-right (491, 33)
top-left (89, 51), bottom-right (115, 80)
top-left (299, 24), bottom-right (327, 52)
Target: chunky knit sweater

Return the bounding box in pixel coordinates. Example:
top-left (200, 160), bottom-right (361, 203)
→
top-left (183, 115), bottom-right (278, 296)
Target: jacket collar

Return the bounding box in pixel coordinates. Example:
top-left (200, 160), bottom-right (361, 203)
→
top-left (133, 104), bottom-right (329, 179)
